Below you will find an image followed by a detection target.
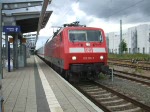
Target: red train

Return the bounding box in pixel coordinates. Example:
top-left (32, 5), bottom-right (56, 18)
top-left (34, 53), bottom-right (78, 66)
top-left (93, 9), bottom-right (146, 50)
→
top-left (37, 21), bottom-right (109, 82)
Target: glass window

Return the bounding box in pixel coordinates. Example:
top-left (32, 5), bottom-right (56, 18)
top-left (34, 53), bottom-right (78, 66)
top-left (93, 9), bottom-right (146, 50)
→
top-left (69, 31), bottom-right (86, 42)
top-left (87, 30), bottom-right (102, 41)
top-left (69, 30), bottom-right (103, 42)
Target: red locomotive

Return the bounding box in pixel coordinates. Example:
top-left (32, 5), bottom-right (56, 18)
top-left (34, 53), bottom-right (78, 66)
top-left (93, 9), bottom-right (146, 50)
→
top-left (37, 21), bottom-right (109, 82)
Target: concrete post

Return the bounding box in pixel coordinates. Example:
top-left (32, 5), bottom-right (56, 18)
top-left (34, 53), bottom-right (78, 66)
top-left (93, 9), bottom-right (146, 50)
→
top-left (15, 34), bottom-right (18, 69)
top-left (13, 34), bottom-right (18, 69)
top-left (13, 35), bottom-right (15, 69)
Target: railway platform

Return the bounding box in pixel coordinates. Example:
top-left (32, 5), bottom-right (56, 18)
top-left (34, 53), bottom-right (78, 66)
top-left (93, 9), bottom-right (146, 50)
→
top-left (2, 55), bottom-right (103, 112)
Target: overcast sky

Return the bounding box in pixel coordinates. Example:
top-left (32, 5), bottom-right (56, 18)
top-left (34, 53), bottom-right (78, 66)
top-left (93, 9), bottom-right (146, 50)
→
top-left (37, 0), bottom-right (150, 49)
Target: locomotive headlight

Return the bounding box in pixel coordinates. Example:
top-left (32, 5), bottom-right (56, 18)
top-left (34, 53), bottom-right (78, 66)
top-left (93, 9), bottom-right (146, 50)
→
top-left (100, 56), bottom-right (104, 60)
top-left (72, 56), bottom-right (77, 60)
top-left (86, 42), bottom-right (90, 46)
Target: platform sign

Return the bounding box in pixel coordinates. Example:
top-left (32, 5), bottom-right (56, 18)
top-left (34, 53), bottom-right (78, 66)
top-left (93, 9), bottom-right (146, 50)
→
top-left (3, 26), bottom-right (21, 33)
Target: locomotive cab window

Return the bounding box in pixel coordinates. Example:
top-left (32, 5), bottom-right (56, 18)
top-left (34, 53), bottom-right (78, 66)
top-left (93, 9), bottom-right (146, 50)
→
top-left (87, 30), bottom-right (103, 42)
top-left (69, 30), bottom-right (103, 42)
top-left (69, 31), bottom-right (86, 42)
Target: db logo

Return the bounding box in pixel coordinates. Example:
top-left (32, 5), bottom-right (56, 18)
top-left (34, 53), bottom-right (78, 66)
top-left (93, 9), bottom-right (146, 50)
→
top-left (84, 48), bottom-right (93, 53)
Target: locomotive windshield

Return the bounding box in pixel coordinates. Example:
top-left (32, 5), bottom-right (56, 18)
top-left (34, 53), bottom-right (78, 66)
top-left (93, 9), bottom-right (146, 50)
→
top-left (69, 30), bottom-right (103, 42)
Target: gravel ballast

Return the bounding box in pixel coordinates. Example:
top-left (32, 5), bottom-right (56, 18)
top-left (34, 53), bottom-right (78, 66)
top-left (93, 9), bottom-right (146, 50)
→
top-left (98, 66), bottom-right (150, 106)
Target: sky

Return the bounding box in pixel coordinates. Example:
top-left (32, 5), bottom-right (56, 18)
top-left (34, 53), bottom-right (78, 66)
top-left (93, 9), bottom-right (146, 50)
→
top-left (36, 0), bottom-right (150, 49)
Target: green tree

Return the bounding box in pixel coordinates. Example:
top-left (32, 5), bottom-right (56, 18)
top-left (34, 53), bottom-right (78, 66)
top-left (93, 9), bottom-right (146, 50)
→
top-left (119, 39), bottom-right (127, 54)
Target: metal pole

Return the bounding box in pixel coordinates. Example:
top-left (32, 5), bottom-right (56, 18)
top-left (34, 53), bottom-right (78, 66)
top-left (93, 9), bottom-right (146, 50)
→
top-left (24, 45), bottom-right (27, 66)
top-left (120, 20), bottom-right (122, 54)
top-left (13, 35), bottom-right (15, 69)
top-left (111, 68), bottom-right (113, 82)
top-left (5, 34), bottom-right (8, 59)
top-left (148, 34), bottom-right (150, 62)
top-left (2, 44), bottom-right (4, 74)
top-left (0, 3), bottom-right (3, 79)
top-left (8, 42), bottom-right (10, 72)
top-left (0, 98), bottom-right (2, 112)
top-left (0, 3), bottom-right (4, 112)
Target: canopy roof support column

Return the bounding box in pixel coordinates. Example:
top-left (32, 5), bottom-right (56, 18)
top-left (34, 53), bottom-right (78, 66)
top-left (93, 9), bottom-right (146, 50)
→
top-left (0, 3), bottom-right (3, 79)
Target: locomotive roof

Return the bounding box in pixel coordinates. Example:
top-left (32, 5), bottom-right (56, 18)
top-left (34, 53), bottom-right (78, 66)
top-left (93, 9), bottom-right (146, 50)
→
top-left (51, 21), bottom-right (104, 39)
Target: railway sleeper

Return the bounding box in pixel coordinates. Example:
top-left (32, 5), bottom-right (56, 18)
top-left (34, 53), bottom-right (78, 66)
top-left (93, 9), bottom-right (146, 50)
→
top-left (97, 95), bottom-right (118, 101)
top-left (114, 107), bottom-right (141, 112)
top-left (88, 91), bottom-right (109, 96)
top-left (101, 99), bottom-right (124, 104)
top-left (109, 103), bottom-right (141, 112)
top-left (102, 99), bottom-right (127, 106)
top-left (87, 90), bottom-right (107, 94)
top-left (82, 88), bottom-right (102, 92)
top-left (108, 102), bottom-right (131, 108)
top-left (91, 93), bottom-right (112, 98)
top-left (80, 85), bottom-right (99, 89)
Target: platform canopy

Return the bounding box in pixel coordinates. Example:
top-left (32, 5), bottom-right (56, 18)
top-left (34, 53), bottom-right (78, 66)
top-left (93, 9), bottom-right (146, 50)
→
top-left (3, 11), bottom-right (52, 33)
top-left (1, 0), bottom-right (52, 34)
top-left (1, 0), bottom-right (46, 9)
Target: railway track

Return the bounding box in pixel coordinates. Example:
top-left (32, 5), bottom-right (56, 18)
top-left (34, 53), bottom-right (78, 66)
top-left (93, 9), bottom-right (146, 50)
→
top-left (108, 61), bottom-right (150, 71)
top-left (40, 55), bottom-right (150, 111)
top-left (113, 70), bottom-right (150, 87)
top-left (109, 58), bottom-right (150, 65)
top-left (74, 81), bottom-right (150, 112)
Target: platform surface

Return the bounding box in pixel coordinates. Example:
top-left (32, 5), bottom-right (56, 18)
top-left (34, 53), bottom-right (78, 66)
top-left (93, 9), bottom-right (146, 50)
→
top-left (2, 56), bottom-right (103, 112)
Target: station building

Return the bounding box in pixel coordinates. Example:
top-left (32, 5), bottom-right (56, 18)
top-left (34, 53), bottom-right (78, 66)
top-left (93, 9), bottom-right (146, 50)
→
top-left (107, 24), bottom-right (150, 54)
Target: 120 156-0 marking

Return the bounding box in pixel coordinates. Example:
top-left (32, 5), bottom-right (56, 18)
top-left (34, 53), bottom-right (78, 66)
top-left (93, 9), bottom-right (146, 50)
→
top-left (83, 57), bottom-right (95, 60)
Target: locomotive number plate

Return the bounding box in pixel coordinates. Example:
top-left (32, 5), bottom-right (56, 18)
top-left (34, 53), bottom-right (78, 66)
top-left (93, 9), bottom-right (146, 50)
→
top-left (84, 48), bottom-right (93, 53)
top-left (83, 57), bottom-right (94, 60)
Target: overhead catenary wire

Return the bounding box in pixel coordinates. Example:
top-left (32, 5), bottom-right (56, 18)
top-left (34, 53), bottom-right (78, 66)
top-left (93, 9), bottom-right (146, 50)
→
top-left (120, 0), bottom-right (150, 24)
top-left (60, 0), bottom-right (145, 26)
top-left (107, 0), bottom-right (147, 32)
top-left (54, 0), bottom-right (79, 27)
top-left (108, 0), bottom-right (145, 18)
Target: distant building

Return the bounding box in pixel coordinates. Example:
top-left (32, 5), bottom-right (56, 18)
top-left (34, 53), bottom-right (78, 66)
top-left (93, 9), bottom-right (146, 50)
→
top-left (23, 33), bottom-right (36, 48)
top-left (128, 26), bottom-right (136, 54)
top-left (23, 32), bottom-right (37, 55)
top-left (107, 32), bottom-right (120, 54)
top-left (107, 24), bottom-right (150, 54)
top-left (136, 24), bottom-right (150, 54)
